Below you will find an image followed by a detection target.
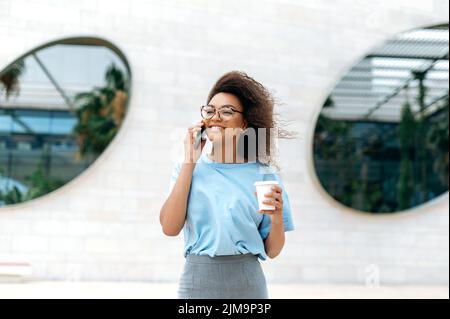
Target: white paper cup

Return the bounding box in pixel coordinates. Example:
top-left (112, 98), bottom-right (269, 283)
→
top-left (254, 181), bottom-right (279, 211)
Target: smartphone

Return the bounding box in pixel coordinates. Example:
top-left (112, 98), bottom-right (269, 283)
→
top-left (194, 124), bottom-right (206, 149)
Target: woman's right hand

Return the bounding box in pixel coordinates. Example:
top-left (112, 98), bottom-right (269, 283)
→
top-left (184, 120), bottom-right (206, 164)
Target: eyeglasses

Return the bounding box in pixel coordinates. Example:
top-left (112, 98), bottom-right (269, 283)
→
top-left (200, 105), bottom-right (244, 120)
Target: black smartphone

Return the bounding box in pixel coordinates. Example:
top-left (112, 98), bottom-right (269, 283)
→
top-left (194, 124), bottom-right (206, 149)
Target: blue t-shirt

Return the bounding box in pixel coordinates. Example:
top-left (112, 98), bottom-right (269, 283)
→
top-left (168, 152), bottom-right (295, 260)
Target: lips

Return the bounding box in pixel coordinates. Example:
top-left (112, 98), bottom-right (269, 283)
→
top-left (208, 124), bottom-right (225, 128)
top-left (208, 125), bottom-right (225, 131)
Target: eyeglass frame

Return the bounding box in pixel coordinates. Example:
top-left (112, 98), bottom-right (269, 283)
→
top-left (200, 104), bottom-right (245, 120)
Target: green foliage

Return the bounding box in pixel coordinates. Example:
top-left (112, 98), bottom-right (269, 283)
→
top-left (0, 164), bottom-right (65, 206)
top-left (0, 186), bottom-right (24, 205)
top-left (315, 86), bottom-right (448, 213)
top-left (315, 114), bottom-right (353, 160)
top-left (397, 100), bottom-right (416, 210)
top-left (0, 60), bottom-right (26, 99)
top-left (23, 165), bottom-right (65, 201)
top-left (73, 63), bottom-right (129, 159)
top-left (427, 96), bottom-right (449, 187)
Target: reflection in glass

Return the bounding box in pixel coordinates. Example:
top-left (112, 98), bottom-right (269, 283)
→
top-left (313, 24), bottom-right (449, 213)
top-left (0, 39), bottom-right (130, 207)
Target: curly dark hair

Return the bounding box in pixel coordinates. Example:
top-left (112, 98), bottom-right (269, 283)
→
top-left (206, 71), bottom-right (297, 171)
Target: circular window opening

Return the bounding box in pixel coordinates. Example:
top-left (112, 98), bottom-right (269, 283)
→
top-left (313, 24), bottom-right (449, 213)
top-left (0, 37), bottom-right (131, 208)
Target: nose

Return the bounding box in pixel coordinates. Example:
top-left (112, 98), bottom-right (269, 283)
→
top-left (210, 110), bottom-right (222, 121)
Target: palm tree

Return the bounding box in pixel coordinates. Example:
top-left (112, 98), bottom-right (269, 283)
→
top-left (0, 60), bottom-right (26, 100)
top-left (23, 164), bottom-right (65, 201)
top-left (0, 186), bottom-right (24, 205)
top-left (412, 69), bottom-right (429, 202)
top-left (397, 100), bottom-right (416, 210)
top-left (73, 63), bottom-right (129, 159)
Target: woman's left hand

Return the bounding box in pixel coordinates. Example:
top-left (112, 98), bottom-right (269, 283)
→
top-left (256, 185), bottom-right (283, 220)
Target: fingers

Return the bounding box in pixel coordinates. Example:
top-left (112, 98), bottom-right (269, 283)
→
top-left (271, 185), bottom-right (282, 194)
top-left (190, 126), bottom-right (200, 136)
top-left (255, 191), bottom-right (278, 200)
top-left (254, 187), bottom-right (283, 214)
top-left (187, 121), bottom-right (204, 140)
top-left (189, 121), bottom-right (205, 138)
top-left (264, 192), bottom-right (282, 201)
top-left (261, 188), bottom-right (282, 203)
top-left (259, 210), bottom-right (275, 215)
top-left (263, 186), bottom-right (282, 197)
top-left (191, 120), bottom-right (204, 130)
top-left (188, 121), bottom-right (204, 132)
top-left (260, 188), bottom-right (283, 213)
top-left (184, 121), bottom-right (206, 163)
top-left (192, 128), bottom-right (199, 140)
top-left (262, 198), bottom-right (279, 205)
top-left (262, 199), bottom-right (282, 209)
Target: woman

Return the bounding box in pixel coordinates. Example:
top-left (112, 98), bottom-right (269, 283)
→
top-left (159, 71), bottom-right (295, 299)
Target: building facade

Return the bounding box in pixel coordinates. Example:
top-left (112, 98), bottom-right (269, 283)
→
top-left (0, 0), bottom-right (448, 284)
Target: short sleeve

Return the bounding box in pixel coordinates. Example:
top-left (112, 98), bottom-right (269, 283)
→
top-left (258, 173), bottom-right (295, 240)
top-left (168, 161), bottom-right (182, 193)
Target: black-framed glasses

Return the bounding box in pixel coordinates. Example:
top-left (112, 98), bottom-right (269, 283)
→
top-left (200, 105), bottom-right (244, 120)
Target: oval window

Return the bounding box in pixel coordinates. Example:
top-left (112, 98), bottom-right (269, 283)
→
top-left (0, 37), bottom-right (131, 207)
top-left (313, 24), bottom-right (449, 213)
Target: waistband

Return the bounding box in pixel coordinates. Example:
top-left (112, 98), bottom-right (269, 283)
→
top-left (185, 253), bottom-right (258, 264)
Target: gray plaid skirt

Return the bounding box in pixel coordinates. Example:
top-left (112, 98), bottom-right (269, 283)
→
top-left (178, 253), bottom-right (269, 299)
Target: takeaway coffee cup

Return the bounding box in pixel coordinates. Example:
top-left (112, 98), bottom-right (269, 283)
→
top-left (254, 181), bottom-right (279, 211)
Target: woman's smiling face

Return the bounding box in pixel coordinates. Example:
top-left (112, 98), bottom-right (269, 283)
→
top-left (205, 92), bottom-right (247, 142)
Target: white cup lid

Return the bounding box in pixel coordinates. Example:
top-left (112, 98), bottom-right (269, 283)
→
top-left (254, 181), bottom-right (279, 186)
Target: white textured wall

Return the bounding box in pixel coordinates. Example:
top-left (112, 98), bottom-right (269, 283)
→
top-left (0, 0), bottom-right (448, 284)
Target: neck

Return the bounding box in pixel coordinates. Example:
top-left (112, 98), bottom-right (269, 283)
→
top-left (208, 137), bottom-right (245, 163)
